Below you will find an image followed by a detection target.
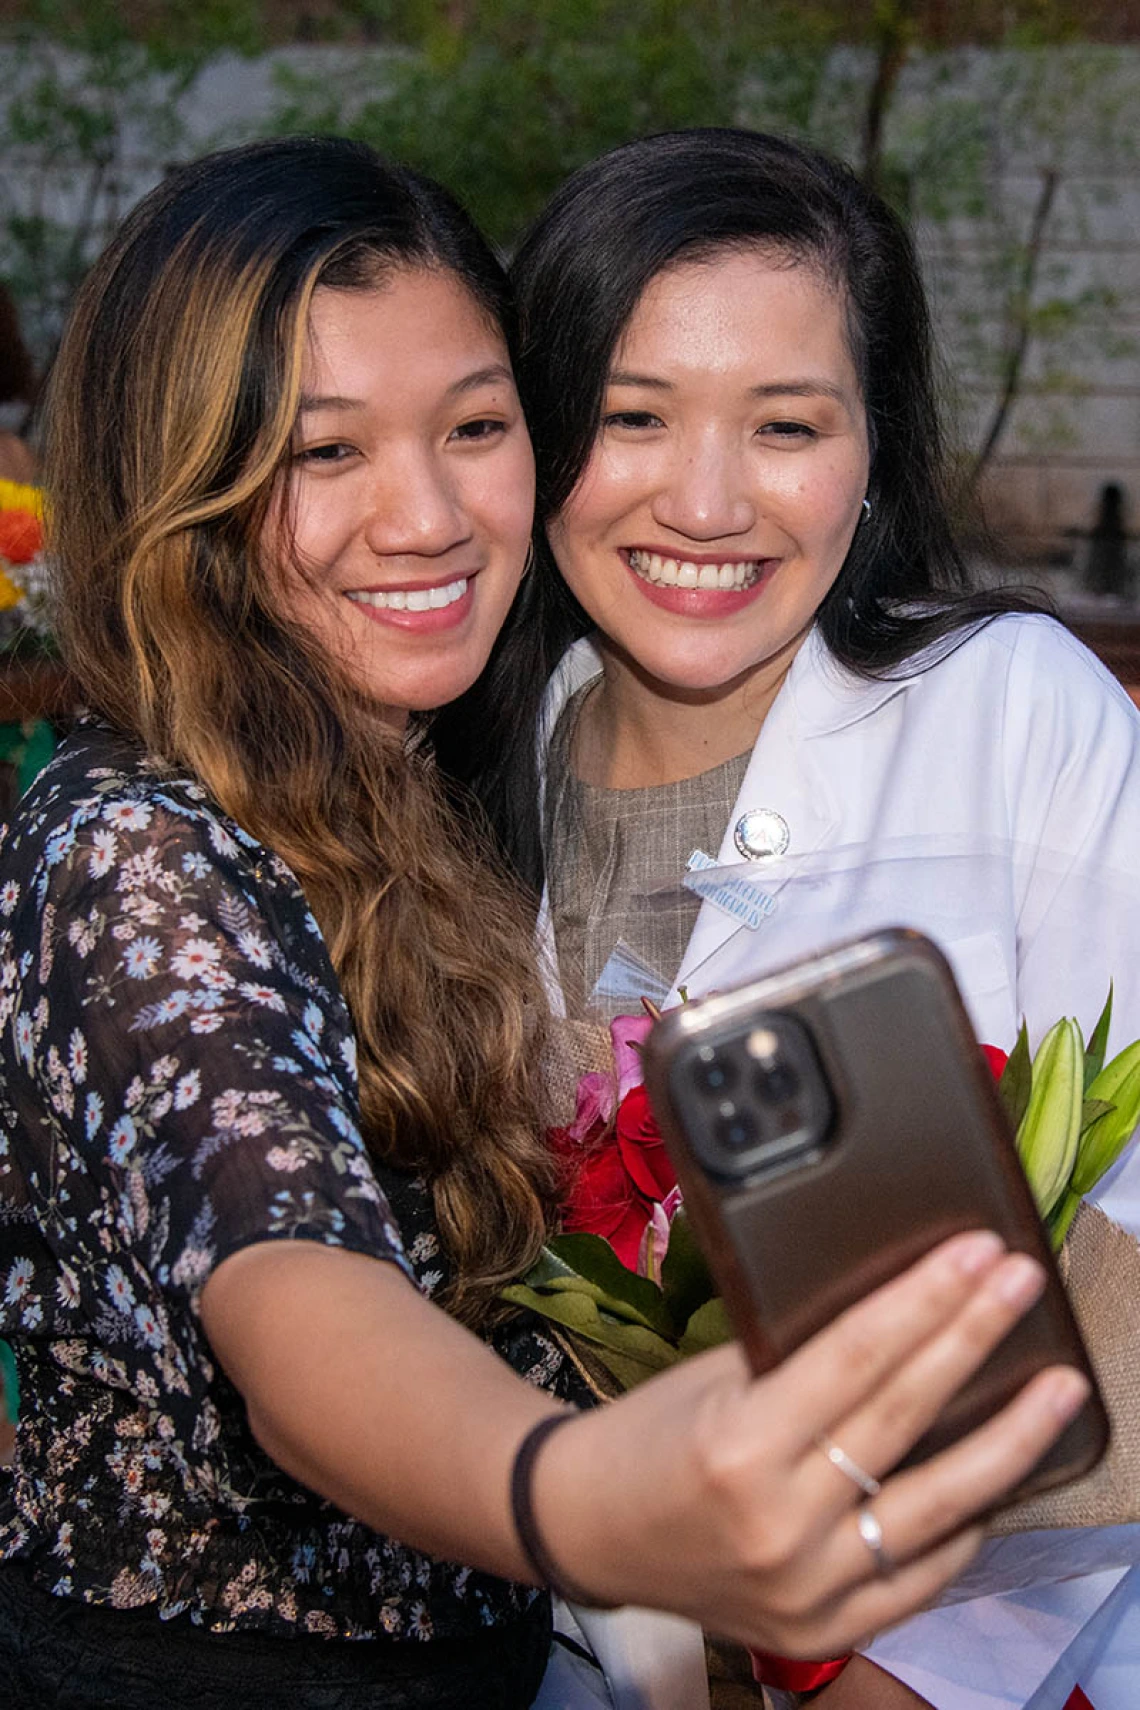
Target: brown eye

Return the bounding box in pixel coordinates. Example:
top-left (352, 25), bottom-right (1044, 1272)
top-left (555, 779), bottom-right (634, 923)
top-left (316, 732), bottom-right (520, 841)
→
top-left (603, 411), bottom-right (664, 430)
top-left (450, 418), bottom-right (507, 442)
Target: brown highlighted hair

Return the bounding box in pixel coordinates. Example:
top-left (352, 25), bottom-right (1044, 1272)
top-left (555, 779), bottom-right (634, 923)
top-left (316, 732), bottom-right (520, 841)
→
top-left (45, 136), bottom-right (556, 1325)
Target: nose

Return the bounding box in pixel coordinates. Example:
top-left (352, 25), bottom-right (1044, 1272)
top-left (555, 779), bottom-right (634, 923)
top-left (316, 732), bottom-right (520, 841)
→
top-left (650, 437), bottom-right (757, 542)
top-left (362, 448), bottom-right (472, 559)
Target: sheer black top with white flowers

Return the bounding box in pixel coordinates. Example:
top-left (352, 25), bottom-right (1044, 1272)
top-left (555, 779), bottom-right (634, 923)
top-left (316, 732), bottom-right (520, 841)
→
top-left (0, 721), bottom-right (580, 1643)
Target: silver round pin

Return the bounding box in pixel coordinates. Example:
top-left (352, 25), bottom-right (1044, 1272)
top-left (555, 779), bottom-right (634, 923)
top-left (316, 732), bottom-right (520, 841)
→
top-left (733, 808), bottom-right (790, 861)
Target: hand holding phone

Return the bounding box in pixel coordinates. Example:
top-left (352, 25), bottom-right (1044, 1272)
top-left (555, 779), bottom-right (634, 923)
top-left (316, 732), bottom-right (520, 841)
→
top-left (640, 928), bottom-right (1107, 1502)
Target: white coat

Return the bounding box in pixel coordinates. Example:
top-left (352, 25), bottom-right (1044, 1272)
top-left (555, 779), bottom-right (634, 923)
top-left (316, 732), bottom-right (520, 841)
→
top-left (539, 612), bottom-right (1140, 1709)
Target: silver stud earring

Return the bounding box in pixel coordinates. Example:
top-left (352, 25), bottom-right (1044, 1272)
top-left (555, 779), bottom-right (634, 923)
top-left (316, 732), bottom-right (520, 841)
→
top-left (861, 497), bottom-right (872, 523)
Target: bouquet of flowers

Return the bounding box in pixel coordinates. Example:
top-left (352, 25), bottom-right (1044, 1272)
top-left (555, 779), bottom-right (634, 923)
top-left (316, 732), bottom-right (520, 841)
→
top-left (505, 1012), bottom-right (731, 1389)
top-left (512, 991), bottom-right (1140, 1393)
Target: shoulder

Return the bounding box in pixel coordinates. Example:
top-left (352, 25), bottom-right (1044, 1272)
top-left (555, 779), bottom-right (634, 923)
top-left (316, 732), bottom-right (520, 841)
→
top-left (1, 721), bottom-right (338, 1013)
top-left (5, 721), bottom-right (302, 908)
top-left (907, 613), bottom-right (1136, 722)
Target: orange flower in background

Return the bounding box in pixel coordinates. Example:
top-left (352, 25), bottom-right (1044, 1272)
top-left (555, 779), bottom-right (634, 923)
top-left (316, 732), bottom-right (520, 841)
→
top-left (0, 479), bottom-right (52, 647)
top-left (0, 508), bottom-right (42, 566)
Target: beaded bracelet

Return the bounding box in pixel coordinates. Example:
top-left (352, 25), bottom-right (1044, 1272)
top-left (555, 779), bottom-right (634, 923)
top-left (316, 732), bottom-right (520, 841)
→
top-left (509, 1412), bottom-right (617, 1610)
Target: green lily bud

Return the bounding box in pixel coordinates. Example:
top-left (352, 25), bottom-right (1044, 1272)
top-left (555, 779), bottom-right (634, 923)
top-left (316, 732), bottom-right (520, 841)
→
top-left (1073, 1040), bottom-right (1140, 1195)
top-left (1016, 1018), bottom-right (1084, 1220)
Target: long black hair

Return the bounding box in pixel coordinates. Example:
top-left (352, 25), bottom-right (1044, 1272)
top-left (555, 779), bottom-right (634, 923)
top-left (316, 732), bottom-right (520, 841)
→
top-left (432, 127), bottom-right (1047, 894)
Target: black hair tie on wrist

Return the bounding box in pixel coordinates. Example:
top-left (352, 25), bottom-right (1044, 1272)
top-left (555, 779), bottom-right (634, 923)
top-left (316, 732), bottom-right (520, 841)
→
top-left (510, 1412), bottom-right (618, 1610)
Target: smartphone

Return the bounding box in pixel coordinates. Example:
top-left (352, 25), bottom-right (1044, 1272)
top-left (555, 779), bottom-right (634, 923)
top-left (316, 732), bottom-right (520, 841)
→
top-left (640, 928), bottom-right (1108, 1499)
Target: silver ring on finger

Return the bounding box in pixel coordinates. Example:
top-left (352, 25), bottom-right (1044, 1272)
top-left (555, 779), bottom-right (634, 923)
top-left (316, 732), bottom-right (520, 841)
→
top-left (857, 1505), bottom-right (894, 1578)
top-left (815, 1434), bottom-right (881, 1498)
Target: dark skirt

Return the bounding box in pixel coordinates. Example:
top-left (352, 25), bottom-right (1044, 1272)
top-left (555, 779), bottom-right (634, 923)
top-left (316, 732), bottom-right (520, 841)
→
top-left (0, 1561), bottom-right (551, 1709)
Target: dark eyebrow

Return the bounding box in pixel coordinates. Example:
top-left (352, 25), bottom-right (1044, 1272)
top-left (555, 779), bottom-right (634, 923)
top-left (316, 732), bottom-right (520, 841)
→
top-left (298, 394), bottom-right (366, 414)
top-left (446, 363), bottom-right (515, 398)
top-left (749, 379), bottom-right (852, 405)
top-left (607, 370), bottom-right (672, 391)
top-left (606, 371), bottom-right (854, 407)
top-left (298, 365), bottom-right (514, 416)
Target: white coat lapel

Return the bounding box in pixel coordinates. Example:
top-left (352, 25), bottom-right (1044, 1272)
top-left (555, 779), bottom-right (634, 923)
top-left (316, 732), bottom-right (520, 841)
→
top-left (674, 629), bottom-right (909, 995)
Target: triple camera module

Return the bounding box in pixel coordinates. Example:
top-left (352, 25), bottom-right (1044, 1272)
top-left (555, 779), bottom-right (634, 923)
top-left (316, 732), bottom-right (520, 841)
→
top-left (669, 1013), bottom-right (835, 1179)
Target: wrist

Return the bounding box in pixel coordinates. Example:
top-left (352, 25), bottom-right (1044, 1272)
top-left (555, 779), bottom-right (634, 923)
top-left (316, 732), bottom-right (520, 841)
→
top-left (511, 1412), bottom-right (618, 1609)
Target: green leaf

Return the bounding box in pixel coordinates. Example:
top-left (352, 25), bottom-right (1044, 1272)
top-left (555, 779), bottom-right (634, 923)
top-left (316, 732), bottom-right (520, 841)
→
top-left (998, 1023), bottom-right (1033, 1132)
top-left (660, 1210), bottom-right (717, 1335)
top-left (678, 1296), bottom-right (732, 1356)
top-left (529, 1236), bottom-right (674, 1337)
top-left (584, 1340), bottom-right (683, 1389)
top-left (499, 1282), bottom-right (680, 1383)
top-left (1084, 984), bottom-right (1114, 1088)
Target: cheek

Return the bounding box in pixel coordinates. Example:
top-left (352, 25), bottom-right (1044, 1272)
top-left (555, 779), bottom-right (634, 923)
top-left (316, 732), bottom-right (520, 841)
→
top-left (546, 511), bottom-right (606, 609)
top-left (480, 439), bottom-right (537, 549)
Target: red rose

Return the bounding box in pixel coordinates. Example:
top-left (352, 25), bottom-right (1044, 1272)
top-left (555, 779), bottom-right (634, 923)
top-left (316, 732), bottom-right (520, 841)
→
top-left (556, 1133), bottom-right (654, 1269)
top-left (0, 509), bottom-right (42, 565)
top-left (981, 1044), bottom-right (1009, 1080)
top-left (614, 1084), bottom-right (677, 1203)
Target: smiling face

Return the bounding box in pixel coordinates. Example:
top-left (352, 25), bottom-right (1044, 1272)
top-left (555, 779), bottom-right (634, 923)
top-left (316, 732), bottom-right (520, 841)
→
top-left (271, 266), bottom-right (535, 727)
top-left (546, 248), bottom-right (870, 771)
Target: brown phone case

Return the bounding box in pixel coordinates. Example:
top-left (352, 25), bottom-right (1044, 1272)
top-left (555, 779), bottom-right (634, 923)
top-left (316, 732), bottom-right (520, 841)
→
top-left (641, 928), bottom-right (1108, 1500)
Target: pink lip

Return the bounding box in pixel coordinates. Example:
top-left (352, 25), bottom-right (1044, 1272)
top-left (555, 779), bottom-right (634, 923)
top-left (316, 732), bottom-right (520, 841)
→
top-left (345, 573), bottom-right (476, 634)
top-left (622, 551), bottom-right (777, 618)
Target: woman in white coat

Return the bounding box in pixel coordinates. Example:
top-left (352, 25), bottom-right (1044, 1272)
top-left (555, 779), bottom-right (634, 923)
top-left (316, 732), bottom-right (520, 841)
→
top-left (435, 129), bottom-right (1140, 1707)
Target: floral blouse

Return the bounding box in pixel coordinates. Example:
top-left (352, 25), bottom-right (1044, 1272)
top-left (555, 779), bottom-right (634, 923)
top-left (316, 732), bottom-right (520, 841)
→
top-left (0, 721), bottom-right (581, 1642)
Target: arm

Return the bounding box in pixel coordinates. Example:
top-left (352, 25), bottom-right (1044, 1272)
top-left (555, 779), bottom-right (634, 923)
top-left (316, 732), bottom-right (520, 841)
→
top-left (201, 1228), bottom-right (1087, 1657)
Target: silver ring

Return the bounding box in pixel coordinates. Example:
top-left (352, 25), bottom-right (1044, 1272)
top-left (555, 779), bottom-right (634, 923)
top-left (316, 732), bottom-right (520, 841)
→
top-left (815, 1433), bottom-right (881, 1498)
top-left (857, 1505), bottom-right (894, 1577)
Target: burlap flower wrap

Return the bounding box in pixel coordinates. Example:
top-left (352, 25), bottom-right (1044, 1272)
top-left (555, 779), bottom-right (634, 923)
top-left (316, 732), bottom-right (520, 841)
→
top-left (989, 1198), bottom-right (1140, 1534)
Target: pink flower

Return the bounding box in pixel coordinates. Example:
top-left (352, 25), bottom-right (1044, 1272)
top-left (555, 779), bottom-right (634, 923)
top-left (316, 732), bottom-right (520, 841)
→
top-left (563, 1070), bottom-right (615, 1141)
top-left (611, 1013), bottom-right (653, 1102)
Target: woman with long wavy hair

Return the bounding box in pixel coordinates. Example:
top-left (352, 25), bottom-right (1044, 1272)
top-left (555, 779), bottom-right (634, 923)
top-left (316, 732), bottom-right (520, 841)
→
top-left (0, 135), bottom-right (1084, 1709)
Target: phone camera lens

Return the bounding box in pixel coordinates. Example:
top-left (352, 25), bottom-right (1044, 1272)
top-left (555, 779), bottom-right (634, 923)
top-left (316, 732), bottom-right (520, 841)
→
top-left (693, 1046), bottom-right (738, 1096)
top-left (714, 1104), bottom-right (759, 1151)
top-left (754, 1060), bottom-right (800, 1104)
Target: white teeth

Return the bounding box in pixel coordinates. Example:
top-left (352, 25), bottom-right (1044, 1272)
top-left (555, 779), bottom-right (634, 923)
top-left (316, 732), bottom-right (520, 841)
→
top-left (628, 550), bottom-right (762, 590)
top-left (349, 578), bottom-right (468, 611)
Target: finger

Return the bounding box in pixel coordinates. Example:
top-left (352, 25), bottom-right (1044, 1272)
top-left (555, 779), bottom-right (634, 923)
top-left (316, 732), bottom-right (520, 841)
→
top-left (807, 1250), bottom-right (1047, 1500)
top-left (859, 1365), bottom-right (1091, 1566)
top-left (723, 1525), bottom-right (984, 1658)
top-left (755, 1230), bottom-right (1009, 1459)
top-left (795, 1361), bottom-right (1090, 1621)
top-left (804, 1525), bottom-right (985, 1659)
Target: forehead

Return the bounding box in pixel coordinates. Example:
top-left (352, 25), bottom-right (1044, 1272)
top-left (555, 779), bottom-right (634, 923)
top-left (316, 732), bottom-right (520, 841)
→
top-left (614, 248), bottom-right (857, 385)
top-left (302, 267), bottom-right (507, 387)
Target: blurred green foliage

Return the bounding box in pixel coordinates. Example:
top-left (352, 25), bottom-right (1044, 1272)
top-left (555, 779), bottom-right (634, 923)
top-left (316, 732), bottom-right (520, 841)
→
top-left (270, 0), bottom-right (839, 247)
top-left (0, 0), bottom-right (265, 358)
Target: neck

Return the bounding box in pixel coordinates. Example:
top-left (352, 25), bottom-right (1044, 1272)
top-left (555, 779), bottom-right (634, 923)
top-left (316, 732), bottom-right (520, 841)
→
top-left (573, 633), bottom-right (807, 789)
